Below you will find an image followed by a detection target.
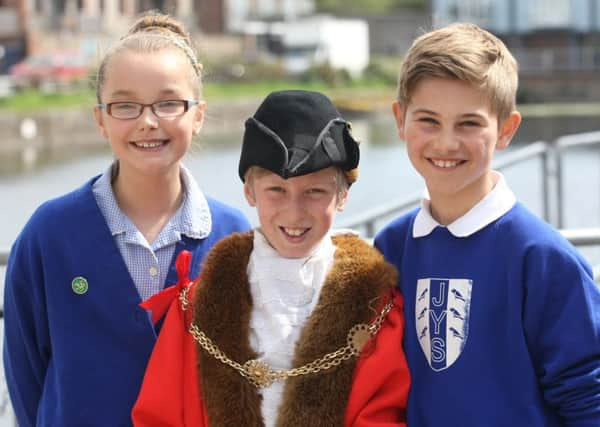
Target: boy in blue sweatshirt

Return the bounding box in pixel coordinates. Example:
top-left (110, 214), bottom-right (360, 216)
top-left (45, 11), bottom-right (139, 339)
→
top-left (374, 22), bottom-right (600, 426)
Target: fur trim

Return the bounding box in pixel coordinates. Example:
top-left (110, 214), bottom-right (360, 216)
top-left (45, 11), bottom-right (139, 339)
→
top-left (192, 232), bottom-right (397, 427)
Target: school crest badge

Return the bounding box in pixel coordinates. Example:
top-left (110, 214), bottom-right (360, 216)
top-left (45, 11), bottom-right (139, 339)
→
top-left (415, 278), bottom-right (472, 371)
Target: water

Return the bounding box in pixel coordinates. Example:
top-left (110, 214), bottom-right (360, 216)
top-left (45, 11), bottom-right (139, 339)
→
top-left (1, 113), bottom-right (599, 244)
top-left (0, 111), bottom-right (599, 424)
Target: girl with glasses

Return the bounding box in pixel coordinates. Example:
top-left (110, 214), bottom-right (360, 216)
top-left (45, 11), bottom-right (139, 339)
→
top-left (3, 11), bottom-right (251, 427)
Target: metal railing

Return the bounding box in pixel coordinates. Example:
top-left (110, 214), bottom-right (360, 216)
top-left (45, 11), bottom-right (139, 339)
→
top-left (1, 133), bottom-right (600, 277)
top-left (555, 131), bottom-right (600, 228)
top-left (339, 140), bottom-right (553, 235)
top-left (340, 132), bottom-right (600, 235)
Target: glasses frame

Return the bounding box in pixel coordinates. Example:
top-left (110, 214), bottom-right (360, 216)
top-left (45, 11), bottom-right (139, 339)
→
top-left (97, 99), bottom-right (201, 120)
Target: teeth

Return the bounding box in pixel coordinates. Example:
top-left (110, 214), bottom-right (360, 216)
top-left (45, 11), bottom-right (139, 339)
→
top-left (135, 141), bottom-right (163, 148)
top-left (284, 227), bottom-right (306, 237)
top-left (432, 159), bottom-right (460, 168)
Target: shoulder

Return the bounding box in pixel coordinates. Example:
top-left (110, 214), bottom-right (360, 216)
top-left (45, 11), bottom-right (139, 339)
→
top-left (7, 177), bottom-right (100, 280)
top-left (333, 233), bottom-right (384, 261)
top-left (375, 208), bottom-right (418, 241)
top-left (496, 203), bottom-right (592, 274)
top-left (331, 233), bottom-right (398, 292)
top-left (192, 231), bottom-right (254, 310)
top-left (201, 230), bottom-right (254, 277)
top-left (373, 207), bottom-right (419, 257)
top-left (498, 203), bottom-right (576, 250)
top-left (14, 178), bottom-right (98, 244)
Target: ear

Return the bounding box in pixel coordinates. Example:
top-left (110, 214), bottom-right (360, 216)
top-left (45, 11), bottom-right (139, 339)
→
top-left (192, 101), bottom-right (206, 136)
top-left (243, 182), bottom-right (257, 207)
top-left (392, 101), bottom-right (406, 140)
top-left (496, 110), bottom-right (521, 151)
top-left (93, 105), bottom-right (109, 139)
top-left (336, 189), bottom-right (349, 212)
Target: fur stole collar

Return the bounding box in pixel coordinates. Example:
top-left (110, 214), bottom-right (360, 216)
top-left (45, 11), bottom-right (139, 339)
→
top-left (192, 231), bottom-right (397, 427)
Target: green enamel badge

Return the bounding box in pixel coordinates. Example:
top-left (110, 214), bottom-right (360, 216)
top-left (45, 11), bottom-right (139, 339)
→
top-left (71, 276), bottom-right (89, 295)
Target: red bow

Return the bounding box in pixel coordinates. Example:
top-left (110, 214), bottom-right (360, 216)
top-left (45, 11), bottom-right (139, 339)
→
top-left (140, 250), bottom-right (193, 324)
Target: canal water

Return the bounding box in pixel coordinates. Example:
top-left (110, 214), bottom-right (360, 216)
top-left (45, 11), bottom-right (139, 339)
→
top-left (0, 111), bottom-right (599, 424)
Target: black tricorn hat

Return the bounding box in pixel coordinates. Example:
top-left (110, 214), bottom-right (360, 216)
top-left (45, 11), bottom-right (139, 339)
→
top-left (238, 90), bottom-right (360, 182)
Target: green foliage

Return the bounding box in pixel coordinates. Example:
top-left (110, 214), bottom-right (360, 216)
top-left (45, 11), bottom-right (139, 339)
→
top-left (315, 0), bottom-right (426, 15)
top-left (298, 63), bottom-right (352, 87)
top-left (363, 56), bottom-right (403, 86)
top-left (202, 59), bottom-right (288, 84)
top-left (0, 88), bottom-right (95, 112)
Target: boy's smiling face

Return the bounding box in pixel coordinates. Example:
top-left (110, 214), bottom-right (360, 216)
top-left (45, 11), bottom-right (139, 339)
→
top-left (244, 167), bottom-right (347, 258)
top-left (393, 77), bottom-right (521, 224)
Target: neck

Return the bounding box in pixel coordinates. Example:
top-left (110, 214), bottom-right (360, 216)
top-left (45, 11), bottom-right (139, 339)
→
top-left (429, 172), bottom-right (498, 225)
top-left (112, 164), bottom-right (184, 243)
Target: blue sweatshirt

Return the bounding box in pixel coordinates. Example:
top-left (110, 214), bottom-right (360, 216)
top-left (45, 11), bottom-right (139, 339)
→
top-left (375, 202), bottom-right (600, 426)
top-left (3, 177), bottom-right (251, 427)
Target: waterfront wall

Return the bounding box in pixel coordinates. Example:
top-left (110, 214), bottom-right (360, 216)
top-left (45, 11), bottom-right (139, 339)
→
top-left (0, 98), bottom-right (260, 173)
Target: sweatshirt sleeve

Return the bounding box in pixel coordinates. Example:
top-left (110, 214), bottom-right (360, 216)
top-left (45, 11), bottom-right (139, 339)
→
top-left (345, 291), bottom-right (410, 426)
top-left (3, 236), bottom-right (51, 427)
top-left (523, 243), bottom-right (600, 425)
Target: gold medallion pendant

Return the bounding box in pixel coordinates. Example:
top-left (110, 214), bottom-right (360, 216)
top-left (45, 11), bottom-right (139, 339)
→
top-left (243, 359), bottom-right (275, 387)
top-left (347, 324), bottom-right (372, 355)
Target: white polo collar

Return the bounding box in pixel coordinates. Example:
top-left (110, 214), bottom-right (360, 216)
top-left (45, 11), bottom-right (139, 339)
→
top-left (413, 172), bottom-right (516, 238)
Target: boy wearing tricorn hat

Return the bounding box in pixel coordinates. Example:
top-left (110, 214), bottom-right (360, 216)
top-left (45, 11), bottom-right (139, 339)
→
top-left (132, 90), bottom-right (410, 426)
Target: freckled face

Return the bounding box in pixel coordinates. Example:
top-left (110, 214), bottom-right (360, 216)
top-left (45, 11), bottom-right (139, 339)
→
top-left (244, 167), bottom-right (348, 258)
top-left (93, 48), bottom-right (205, 178)
top-left (392, 78), bottom-right (519, 216)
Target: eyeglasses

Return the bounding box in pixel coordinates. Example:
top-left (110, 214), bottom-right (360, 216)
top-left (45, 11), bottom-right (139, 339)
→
top-left (97, 100), bottom-right (200, 120)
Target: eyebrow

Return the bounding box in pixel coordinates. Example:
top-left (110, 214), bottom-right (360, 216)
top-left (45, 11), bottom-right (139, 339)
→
top-left (108, 88), bottom-right (181, 99)
top-left (413, 108), bottom-right (486, 120)
top-left (412, 108), bottom-right (438, 116)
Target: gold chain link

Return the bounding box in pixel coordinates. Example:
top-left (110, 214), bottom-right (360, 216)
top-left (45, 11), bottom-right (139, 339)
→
top-left (178, 282), bottom-right (192, 311)
top-left (183, 287), bottom-right (393, 388)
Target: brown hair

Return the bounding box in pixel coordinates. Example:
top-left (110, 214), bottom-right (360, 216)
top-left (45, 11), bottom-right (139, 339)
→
top-left (95, 11), bottom-right (203, 102)
top-left (397, 22), bottom-right (518, 122)
top-left (244, 165), bottom-right (356, 202)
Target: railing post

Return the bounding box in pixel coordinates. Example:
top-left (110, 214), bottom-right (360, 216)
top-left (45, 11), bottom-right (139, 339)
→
top-left (541, 143), bottom-right (551, 224)
top-left (555, 141), bottom-right (565, 229)
top-left (365, 221), bottom-right (375, 239)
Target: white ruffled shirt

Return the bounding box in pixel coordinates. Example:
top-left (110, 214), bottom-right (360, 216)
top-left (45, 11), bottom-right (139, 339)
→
top-left (247, 229), bottom-right (336, 427)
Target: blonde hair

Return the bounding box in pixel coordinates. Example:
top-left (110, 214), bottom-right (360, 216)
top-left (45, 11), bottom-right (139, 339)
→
top-left (95, 11), bottom-right (203, 102)
top-left (397, 23), bottom-right (518, 122)
top-left (244, 166), bottom-right (355, 201)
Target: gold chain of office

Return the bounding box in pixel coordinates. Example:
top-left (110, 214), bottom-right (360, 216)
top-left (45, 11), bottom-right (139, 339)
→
top-left (180, 284), bottom-right (394, 388)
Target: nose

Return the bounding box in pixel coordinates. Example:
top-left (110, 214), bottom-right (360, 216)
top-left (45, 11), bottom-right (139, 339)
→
top-left (138, 105), bottom-right (159, 128)
top-left (284, 193), bottom-right (307, 222)
top-left (432, 128), bottom-right (460, 152)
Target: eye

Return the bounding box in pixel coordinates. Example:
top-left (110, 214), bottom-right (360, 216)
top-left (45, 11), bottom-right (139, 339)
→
top-left (417, 117), bottom-right (438, 125)
top-left (460, 120), bottom-right (481, 127)
top-left (266, 186), bottom-right (285, 193)
top-left (156, 100), bottom-right (182, 108)
top-left (111, 102), bottom-right (138, 111)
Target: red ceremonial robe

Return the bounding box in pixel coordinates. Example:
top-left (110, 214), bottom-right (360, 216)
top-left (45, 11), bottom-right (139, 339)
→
top-left (133, 232), bottom-right (410, 426)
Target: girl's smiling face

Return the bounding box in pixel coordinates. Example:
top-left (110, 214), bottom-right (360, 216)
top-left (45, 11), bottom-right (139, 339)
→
top-left (94, 48), bottom-right (205, 178)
